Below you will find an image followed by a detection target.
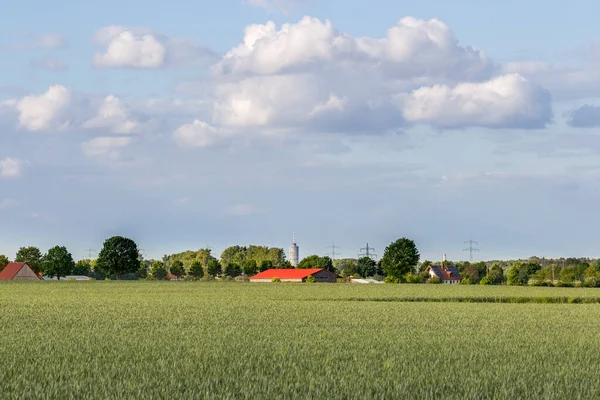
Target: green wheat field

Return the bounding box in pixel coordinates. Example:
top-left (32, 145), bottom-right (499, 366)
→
top-left (1, 282), bottom-right (600, 399)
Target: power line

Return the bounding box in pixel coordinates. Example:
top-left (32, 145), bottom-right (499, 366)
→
top-left (359, 242), bottom-right (377, 260)
top-left (462, 237), bottom-right (480, 262)
top-left (327, 240), bottom-right (341, 260)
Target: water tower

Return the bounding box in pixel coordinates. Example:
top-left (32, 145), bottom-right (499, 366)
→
top-left (289, 232), bottom-right (299, 267)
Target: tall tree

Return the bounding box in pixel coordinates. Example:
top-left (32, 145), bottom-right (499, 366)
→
top-left (207, 259), bottom-right (222, 277)
top-left (96, 236), bottom-right (140, 280)
top-left (170, 260), bottom-right (186, 280)
top-left (220, 246), bottom-right (247, 267)
top-left (381, 238), bottom-right (420, 279)
top-left (224, 263), bottom-right (242, 278)
top-left (189, 261), bottom-right (205, 279)
top-left (357, 257), bottom-right (377, 277)
top-left (0, 255), bottom-right (9, 271)
top-left (42, 246), bottom-right (75, 279)
top-left (15, 246), bottom-right (43, 273)
top-left (150, 261), bottom-right (168, 280)
top-left (243, 259), bottom-right (258, 276)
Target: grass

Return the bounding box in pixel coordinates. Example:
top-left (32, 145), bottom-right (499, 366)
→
top-left (1, 282), bottom-right (600, 399)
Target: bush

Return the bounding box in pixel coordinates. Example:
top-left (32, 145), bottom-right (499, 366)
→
top-left (460, 278), bottom-right (472, 285)
top-left (556, 281), bottom-right (574, 288)
top-left (306, 275), bottom-right (316, 283)
top-left (479, 277), bottom-right (491, 285)
top-left (272, 277), bottom-right (281, 283)
top-left (352, 273), bottom-right (362, 279)
top-left (426, 276), bottom-right (441, 284)
top-left (384, 276), bottom-right (399, 284)
top-left (583, 276), bottom-right (599, 288)
top-left (405, 273), bottom-right (423, 284)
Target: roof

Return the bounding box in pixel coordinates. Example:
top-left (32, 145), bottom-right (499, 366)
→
top-left (428, 265), bottom-right (462, 281)
top-left (250, 268), bottom-right (324, 279)
top-left (0, 262), bottom-right (35, 280)
top-left (351, 278), bottom-right (384, 284)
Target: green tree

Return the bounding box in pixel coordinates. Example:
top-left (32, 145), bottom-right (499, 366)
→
top-left (73, 259), bottom-right (92, 276)
top-left (297, 255), bottom-right (321, 269)
top-left (317, 256), bottom-right (335, 273)
top-left (189, 261), bottom-right (205, 279)
top-left (220, 246), bottom-right (247, 267)
top-left (224, 263), bottom-right (242, 278)
top-left (0, 255), bottom-right (9, 271)
top-left (42, 246), bottom-right (75, 279)
top-left (207, 259), bottom-right (222, 277)
top-left (488, 264), bottom-right (505, 285)
top-left (15, 246), bottom-right (43, 273)
top-left (306, 275), bottom-right (316, 283)
top-left (150, 261), bottom-right (168, 280)
top-left (381, 238), bottom-right (420, 279)
top-left (170, 260), bottom-right (186, 280)
top-left (259, 260), bottom-right (273, 272)
top-left (95, 236), bottom-right (140, 280)
top-left (462, 264), bottom-right (480, 284)
top-left (507, 263), bottom-right (530, 285)
top-left (243, 259), bottom-right (258, 276)
top-left (357, 257), bottom-right (377, 277)
top-left (344, 261), bottom-right (358, 277)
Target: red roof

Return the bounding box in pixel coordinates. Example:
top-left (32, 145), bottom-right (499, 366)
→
top-left (250, 268), bottom-right (324, 280)
top-left (0, 262), bottom-right (36, 280)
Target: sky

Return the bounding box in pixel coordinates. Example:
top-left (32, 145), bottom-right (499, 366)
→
top-left (2, 0), bottom-right (600, 262)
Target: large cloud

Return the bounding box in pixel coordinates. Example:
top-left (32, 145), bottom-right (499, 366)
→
top-left (206, 17), bottom-right (551, 134)
top-left (93, 26), bottom-right (216, 68)
top-left (397, 74), bottom-right (553, 129)
top-left (213, 16), bottom-right (492, 82)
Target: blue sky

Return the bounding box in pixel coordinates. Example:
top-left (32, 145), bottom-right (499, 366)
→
top-left (2, 0), bottom-right (600, 262)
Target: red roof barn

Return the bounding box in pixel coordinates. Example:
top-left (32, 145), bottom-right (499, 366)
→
top-left (0, 262), bottom-right (40, 281)
top-left (250, 268), bottom-right (338, 283)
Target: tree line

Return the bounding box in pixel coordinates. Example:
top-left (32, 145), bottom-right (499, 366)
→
top-left (2, 235), bottom-right (600, 287)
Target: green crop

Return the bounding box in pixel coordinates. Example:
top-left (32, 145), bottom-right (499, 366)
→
top-left (1, 281), bottom-right (599, 399)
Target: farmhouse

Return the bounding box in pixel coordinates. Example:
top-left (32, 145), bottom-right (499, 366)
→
top-left (250, 268), bottom-right (338, 283)
top-left (0, 262), bottom-right (40, 281)
top-left (426, 264), bottom-right (462, 284)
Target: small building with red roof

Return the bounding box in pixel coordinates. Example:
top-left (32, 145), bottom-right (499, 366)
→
top-left (0, 262), bottom-right (40, 281)
top-left (250, 268), bottom-right (337, 283)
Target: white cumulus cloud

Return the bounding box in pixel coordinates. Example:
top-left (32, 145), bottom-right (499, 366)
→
top-left (213, 16), bottom-right (492, 82)
top-left (15, 85), bottom-right (73, 131)
top-left (83, 96), bottom-right (139, 134)
top-left (173, 120), bottom-right (224, 148)
top-left (397, 74), bottom-right (552, 129)
top-left (93, 26), bottom-right (215, 68)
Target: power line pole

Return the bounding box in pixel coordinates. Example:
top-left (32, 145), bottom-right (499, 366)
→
top-left (84, 248), bottom-right (96, 260)
top-left (462, 237), bottom-right (480, 263)
top-left (327, 240), bottom-right (341, 260)
top-left (359, 242), bottom-right (377, 260)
